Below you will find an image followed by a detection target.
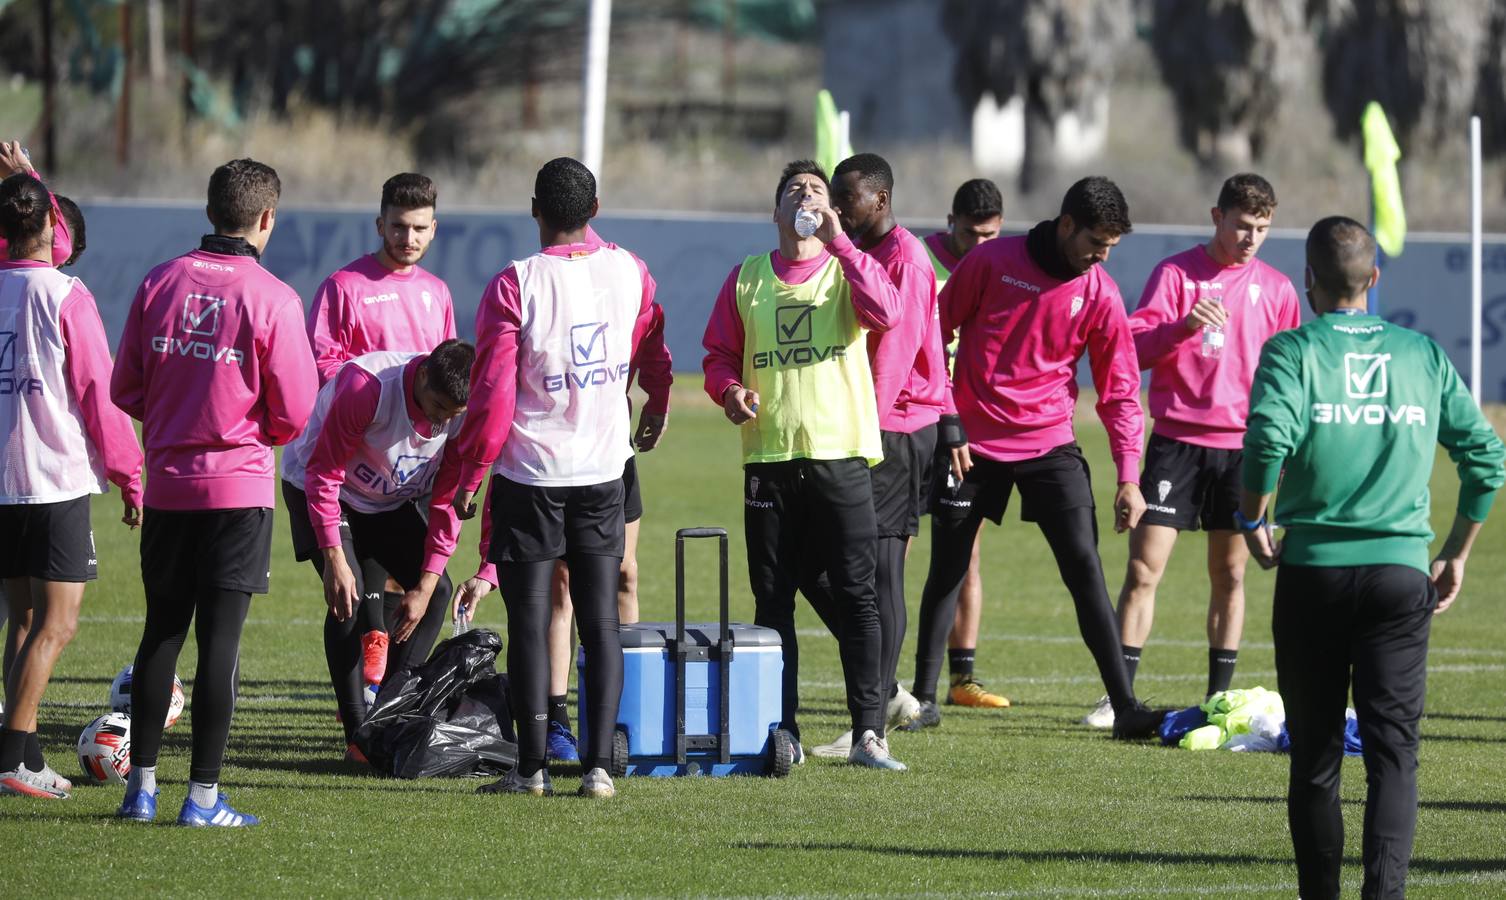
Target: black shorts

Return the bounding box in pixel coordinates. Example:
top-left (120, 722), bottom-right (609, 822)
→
top-left (930, 443), bottom-right (1096, 525)
top-left (141, 506), bottom-right (274, 596)
top-left (282, 481), bottom-right (431, 588)
top-left (1138, 433), bottom-right (1242, 531)
top-left (487, 475), bottom-right (626, 564)
top-left (872, 424), bottom-right (938, 538)
top-left (622, 455), bottom-right (643, 525)
top-left (0, 496), bottom-right (97, 582)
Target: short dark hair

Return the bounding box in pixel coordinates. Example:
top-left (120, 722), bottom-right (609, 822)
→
top-left (1306, 216), bottom-right (1376, 299)
top-left (422, 339), bottom-right (476, 405)
top-left (832, 153), bottom-right (894, 196)
top-left (0, 173), bottom-right (52, 256)
top-left (1060, 176), bottom-right (1132, 236)
top-left (951, 178), bottom-right (1002, 220)
top-left (207, 158), bottom-right (281, 233)
top-left (533, 157), bottom-right (596, 232)
top-left (1217, 173), bottom-right (1277, 218)
top-left (381, 173), bottom-right (437, 215)
top-left (55, 195), bottom-right (85, 266)
top-left (774, 159), bottom-right (828, 205)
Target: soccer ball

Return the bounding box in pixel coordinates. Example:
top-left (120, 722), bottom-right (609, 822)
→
top-left (109, 664), bottom-right (186, 729)
top-left (77, 712), bottom-right (132, 784)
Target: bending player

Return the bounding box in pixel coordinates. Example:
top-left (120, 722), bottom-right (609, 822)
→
top-left (702, 159), bottom-right (906, 770)
top-left (418, 158), bottom-right (657, 798)
top-left (111, 159), bottom-right (317, 825)
top-left (0, 173), bottom-right (143, 799)
top-left (306, 173), bottom-right (455, 699)
top-left (909, 176), bottom-right (1163, 739)
top-left (1086, 174), bottom-right (1300, 727)
top-left (905, 178), bottom-right (1008, 722)
top-left (280, 341), bottom-right (474, 762)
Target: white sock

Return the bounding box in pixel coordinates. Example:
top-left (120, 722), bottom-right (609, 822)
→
top-left (189, 780), bottom-right (218, 808)
top-left (127, 765), bottom-right (157, 795)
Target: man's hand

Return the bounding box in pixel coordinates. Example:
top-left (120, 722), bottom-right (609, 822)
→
top-left (950, 445), bottom-right (973, 482)
top-left (1184, 297), bottom-right (1229, 332)
top-left (394, 572), bottom-right (441, 642)
top-left (722, 384), bottom-right (759, 425)
top-left (452, 487), bottom-right (477, 520)
top-left (1113, 482), bottom-right (1147, 533)
top-left (1242, 523), bottom-right (1282, 570)
top-left (455, 576), bottom-right (495, 623)
top-left (122, 500), bottom-right (143, 529)
top-left (1430, 556), bottom-right (1467, 614)
top-left (634, 411), bottom-right (668, 452)
top-left (0, 141), bottom-right (36, 178)
top-left (813, 205), bottom-right (843, 245)
top-left (321, 548), bottom-right (361, 622)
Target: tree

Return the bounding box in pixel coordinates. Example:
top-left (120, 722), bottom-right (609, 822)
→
top-left (943, 0), bottom-right (1134, 193)
top-left (1148, 0), bottom-right (1309, 170)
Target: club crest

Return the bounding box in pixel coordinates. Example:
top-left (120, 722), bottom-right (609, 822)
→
top-left (1157, 480), bottom-right (1172, 503)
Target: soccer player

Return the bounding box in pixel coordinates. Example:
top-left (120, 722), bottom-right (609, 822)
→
top-left (0, 173), bottom-right (143, 799)
top-left (1240, 217), bottom-right (1504, 899)
top-left (804, 153), bottom-right (941, 757)
top-left (111, 159), bottom-right (318, 826)
top-left (703, 159), bottom-right (907, 770)
top-left (417, 157), bottom-right (658, 798)
top-left (1085, 174), bottom-right (1301, 728)
top-left (280, 340), bottom-right (474, 761)
top-left (306, 173), bottom-right (455, 696)
top-left (907, 176), bottom-right (1164, 739)
top-left (907, 178), bottom-right (1009, 719)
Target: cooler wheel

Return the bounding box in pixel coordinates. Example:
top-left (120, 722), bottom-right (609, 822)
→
top-left (610, 726), bottom-right (629, 778)
top-left (767, 728), bottom-right (795, 778)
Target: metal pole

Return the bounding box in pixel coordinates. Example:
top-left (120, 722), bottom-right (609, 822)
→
top-left (1470, 116), bottom-right (1483, 407)
top-left (580, 0), bottom-right (612, 185)
top-left (146, 0), bottom-right (166, 85)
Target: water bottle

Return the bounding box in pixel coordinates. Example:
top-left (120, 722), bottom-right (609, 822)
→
top-left (1200, 294), bottom-right (1226, 358)
top-left (451, 601), bottom-right (471, 638)
top-left (794, 205), bottom-right (821, 239)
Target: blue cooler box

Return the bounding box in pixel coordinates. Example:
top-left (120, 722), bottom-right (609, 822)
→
top-left (577, 528), bottom-right (796, 777)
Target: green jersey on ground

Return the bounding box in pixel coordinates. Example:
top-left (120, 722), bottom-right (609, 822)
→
top-left (1243, 312), bottom-right (1505, 573)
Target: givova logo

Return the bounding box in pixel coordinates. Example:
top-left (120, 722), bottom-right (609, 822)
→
top-left (181, 293), bottom-right (223, 336)
top-left (1344, 353), bottom-right (1390, 399)
top-left (0, 331), bottom-right (43, 396)
top-left (775, 305), bottom-right (814, 345)
top-left (545, 321), bottom-right (629, 393)
top-left (1316, 353), bottom-right (1425, 427)
top-left (155, 293), bottom-right (245, 366)
top-left (754, 304), bottom-right (845, 370)
top-left (572, 322), bottom-right (610, 365)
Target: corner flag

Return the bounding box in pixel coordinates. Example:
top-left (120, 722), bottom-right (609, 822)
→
top-left (815, 90), bottom-right (851, 178)
top-left (1362, 102), bottom-right (1406, 257)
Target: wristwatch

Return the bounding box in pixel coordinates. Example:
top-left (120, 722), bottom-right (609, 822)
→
top-left (1232, 509), bottom-right (1266, 532)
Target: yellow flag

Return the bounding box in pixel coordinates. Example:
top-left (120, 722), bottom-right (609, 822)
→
top-left (815, 89), bottom-right (851, 178)
top-left (1362, 102), bottom-right (1406, 257)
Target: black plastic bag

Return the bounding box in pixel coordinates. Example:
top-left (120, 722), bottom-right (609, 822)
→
top-left (354, 628), bottom-right (518, 778)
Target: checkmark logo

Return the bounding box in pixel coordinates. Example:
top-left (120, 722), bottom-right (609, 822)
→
top-left (181, 293), bottom-right (224, 336)
top-left (0, 331), bottom-right (14, 373)
top-left (392, 454), bottom-right (432, 485)
top-left (571, 322), bottom-right (609, 365)
top-left (775, 305), bottom-right (815, 345)
top-left (1343, 353), bottom-right (1390, 399)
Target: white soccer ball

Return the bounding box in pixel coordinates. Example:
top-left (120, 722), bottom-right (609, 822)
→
top-left (109, 664), bottom-right (186, 729)
top-left (77, 712), bottom-right (132, 784)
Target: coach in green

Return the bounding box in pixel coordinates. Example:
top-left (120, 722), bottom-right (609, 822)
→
top-left (1238, 216), bottom-right (1505, 900)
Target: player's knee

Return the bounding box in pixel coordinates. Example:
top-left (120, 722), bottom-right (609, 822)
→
top-left (618, 558), bottom-right (638, 595)
top-left (1209, 563), bottom-right (1245, 597)
top-left (1124, 557), bottom-right (1165, 593)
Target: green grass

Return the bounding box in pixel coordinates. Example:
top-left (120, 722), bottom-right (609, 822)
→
top-left (5, 385), bottom-right (1505, 898)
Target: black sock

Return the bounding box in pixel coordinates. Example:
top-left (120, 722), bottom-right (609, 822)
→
top-left (0, 729), bottom-right (27, 771)
top-left (1207, 648), bottom-right (1238, 698)
top-left (547, 695), bottom-right (570, 731)
top-left (947, 648), bottom-right (975, 682)
top-left (24, 732), bottom-right (45, 770)
top-left (1121, 645), bottom-right (1142, 687)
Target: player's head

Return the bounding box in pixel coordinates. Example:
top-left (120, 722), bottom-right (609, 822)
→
top-left (415, 338), bottom-right (476, 428)
top-left (947, 178), bottom-right (1003, 256)
top-left (55, 195), bottom-right (85, 267)
top-left (206, 158), bottom-right (280, 253)
top-left (0, 172), bottom-right (54, 260)
top-left (831, 153), bottom-right (894, 241)
top-left (1056, 176), bottom-right (1131, 275)
top-left (532, 157), bottom-right (598, 234)
top-left (1305, 216), bottom-right (1377, 312)
top-left (1210, 173), bottom-right (1276, 266)
top-left (773, 159), bottom-right (829, 235)
top-left (376, 173), bottom-right (438, 269)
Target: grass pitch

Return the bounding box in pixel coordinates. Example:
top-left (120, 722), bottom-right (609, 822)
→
top-left (4, 385), bottom-right (1504, 898)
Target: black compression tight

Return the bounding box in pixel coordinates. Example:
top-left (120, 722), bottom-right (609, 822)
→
top-left (130, 588), bottom-right (251, 784)
top-left (501, 554), bottom-right (622, 775)
top-left (805, 534), bottom-right (909, 720)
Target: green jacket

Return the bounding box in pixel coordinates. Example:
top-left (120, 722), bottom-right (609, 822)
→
top-left (1243, 312), bottom-right (1505, 572)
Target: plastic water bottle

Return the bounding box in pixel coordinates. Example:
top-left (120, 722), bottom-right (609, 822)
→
top-left (1200, 294), bottom-right (1226, 358)
top-left (794, 205), bottom-right (821, 239)
top-left (451, 602), bottom-right (471, 638)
